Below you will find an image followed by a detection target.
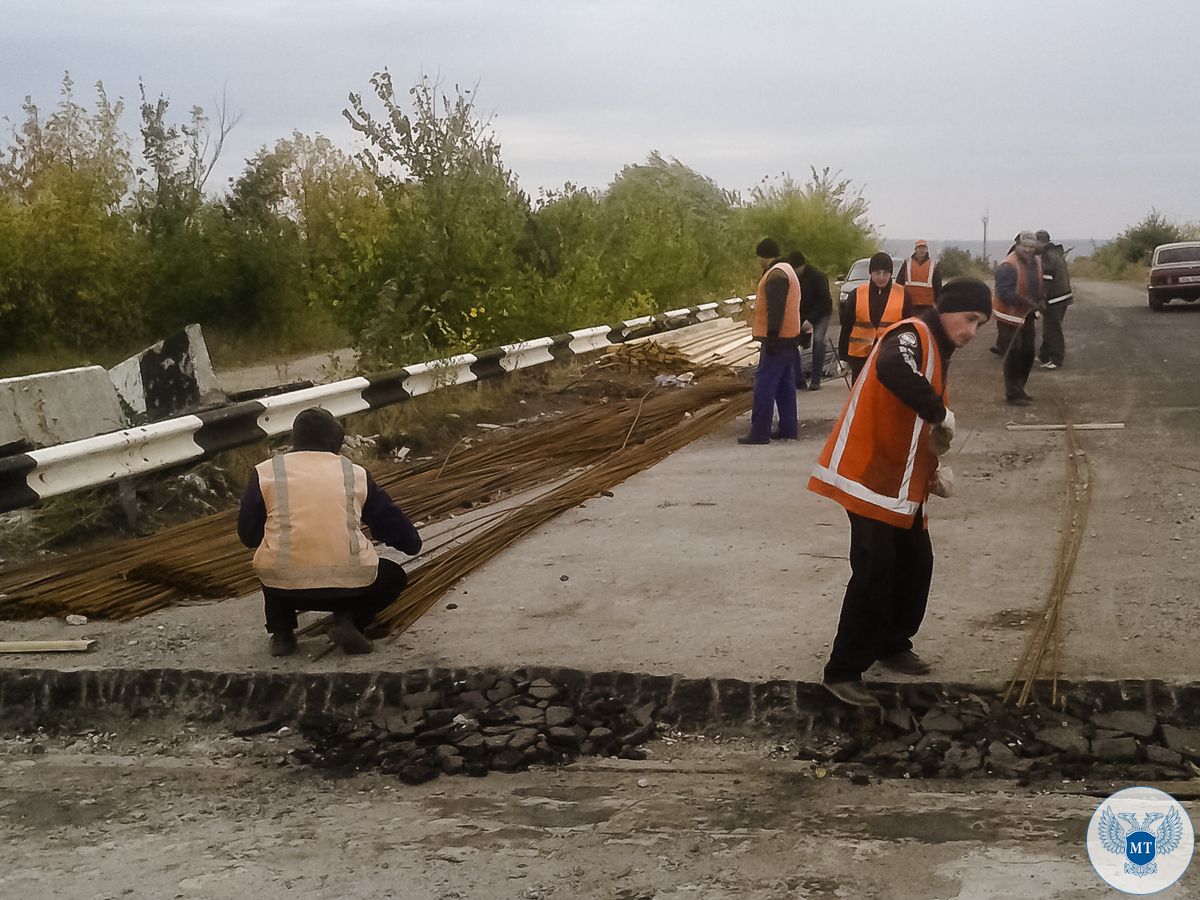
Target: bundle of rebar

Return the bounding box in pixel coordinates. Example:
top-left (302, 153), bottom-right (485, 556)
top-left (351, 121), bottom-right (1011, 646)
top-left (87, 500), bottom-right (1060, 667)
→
top-left (1003, 420), bottom-right (1094, 706)
top-left (0, 374), bottom-right (751, 625)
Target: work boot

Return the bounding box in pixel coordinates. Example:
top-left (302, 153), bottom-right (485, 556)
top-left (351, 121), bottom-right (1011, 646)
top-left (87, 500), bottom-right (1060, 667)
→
top-left (989, 345), bottom-right (1003, 356)
top-left (1006, 394), bottom-right (1032, 406)
top-left (737, 434), bottom-right (769, 445)
top-left (821, 678), bottom-right (880, 707)
top-left (808, 382), bottom-right (821, 391)
top-left (877, 650), bottom-right (932, 676)
top-left (326, 613), bottom-right (374, 654)
top-left (770, 429), bottom-right (798, 441)
top-left (268, 630), bottom-right (297, 657)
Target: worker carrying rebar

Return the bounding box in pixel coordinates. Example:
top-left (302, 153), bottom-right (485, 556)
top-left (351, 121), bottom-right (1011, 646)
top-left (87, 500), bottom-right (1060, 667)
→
top-left (237, 407), bottom-right (422, 657)
top-left (808, 279), bottom-right (993, 707)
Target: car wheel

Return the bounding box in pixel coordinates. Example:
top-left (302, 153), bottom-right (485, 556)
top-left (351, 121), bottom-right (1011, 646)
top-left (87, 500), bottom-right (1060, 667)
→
top-left (1148, 293), bottom-right (1164, 311)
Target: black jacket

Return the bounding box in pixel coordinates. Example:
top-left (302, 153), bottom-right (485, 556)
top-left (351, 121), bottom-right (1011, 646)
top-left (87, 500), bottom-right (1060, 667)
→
top-left (797, 265), bottom-right (833, 323)
top-left (1039, 243), bottom-right (1072, 305)
top-left (873, 308), bottom-right (953, 425)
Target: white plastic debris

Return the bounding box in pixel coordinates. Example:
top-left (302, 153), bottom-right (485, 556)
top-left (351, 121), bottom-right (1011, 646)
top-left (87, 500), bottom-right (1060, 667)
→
top-left (65, 614), bottom-right (88, 626)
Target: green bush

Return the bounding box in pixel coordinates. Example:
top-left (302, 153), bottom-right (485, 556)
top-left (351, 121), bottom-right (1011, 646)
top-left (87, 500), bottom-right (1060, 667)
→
top-left (0, 71), bottom-right (880, 374)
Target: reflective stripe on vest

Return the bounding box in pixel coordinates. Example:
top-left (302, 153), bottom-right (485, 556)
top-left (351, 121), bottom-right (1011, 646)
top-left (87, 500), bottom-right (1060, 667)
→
top-left (993, 252), bottom-right (1043, 325)
top-left (847, 282), bottom-right (905, 358)
top-left (906, 256), bottom-right (936, 308)
top-left (253, 451), bottom-right (379, 590)
top-left (751, 262), bottom-right (802, 340)
top-left (808, 318), bottom-right (945, 528)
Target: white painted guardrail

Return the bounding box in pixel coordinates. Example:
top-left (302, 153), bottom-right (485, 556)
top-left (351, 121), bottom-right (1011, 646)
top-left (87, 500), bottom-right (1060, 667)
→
top-left (0, 298), bottom-right (750, 511)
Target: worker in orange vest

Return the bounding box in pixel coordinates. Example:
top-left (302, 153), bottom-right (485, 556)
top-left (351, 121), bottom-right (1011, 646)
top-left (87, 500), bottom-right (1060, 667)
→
top-left (808, 279), bottom-right (993, 706)
top-left (837, 252), bottom-right (910, 384)
top-left (238, 408), bottom-right (422, 657)
top-left (993, 231), bottom-right (1044, 405)
top-left (738, 238), bottom-right (810, 444)
top-left (896, 239), bottom-right (941, 310)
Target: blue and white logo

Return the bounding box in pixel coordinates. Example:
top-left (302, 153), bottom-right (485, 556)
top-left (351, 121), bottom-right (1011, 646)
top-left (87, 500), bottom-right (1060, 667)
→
top-left (1088, 786), bottom-right (1194, 894)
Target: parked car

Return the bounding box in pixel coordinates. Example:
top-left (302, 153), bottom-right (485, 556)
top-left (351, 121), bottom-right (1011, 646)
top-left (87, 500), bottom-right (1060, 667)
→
top-left (836, 255), bottom-right (904, 310)
top-left (1147, 241), bottom-right (1200, 311)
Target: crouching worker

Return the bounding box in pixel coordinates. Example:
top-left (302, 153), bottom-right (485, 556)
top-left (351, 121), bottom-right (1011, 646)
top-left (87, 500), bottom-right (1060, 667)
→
top-left (807, 279), bottom-right (992, 706)
top-left (237, 407), bottom-right (422, 657)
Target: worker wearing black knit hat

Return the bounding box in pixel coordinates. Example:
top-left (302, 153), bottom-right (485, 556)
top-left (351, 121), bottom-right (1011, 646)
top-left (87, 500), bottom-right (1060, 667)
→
top-left (237, 407), bottom-right (423, 658)
top-left (837, 252), bottom-right (911, 383)
top-left (809, 278), bottom-right (992, 707)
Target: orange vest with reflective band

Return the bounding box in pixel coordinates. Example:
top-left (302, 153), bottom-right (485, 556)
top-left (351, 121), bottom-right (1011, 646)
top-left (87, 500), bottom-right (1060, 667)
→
top-left (905, 256), bottom-right (936, 308)
top-left (808, 318), bottom-right (946, 528)
top-left (751, 262), bottom-right (802, 340)
top-left (847, 282), bottom-right (905, 358)
top-left (992, 251), bottom-right (1044, 325)
top-left (253, 451), bottom-right (380, 590)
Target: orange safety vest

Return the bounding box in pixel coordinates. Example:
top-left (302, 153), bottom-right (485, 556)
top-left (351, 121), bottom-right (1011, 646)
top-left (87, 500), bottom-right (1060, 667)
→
top-left (992, 251), bottom-right (1044, 325)
top-left (905, 256), bottom-right (937, 308)
top-left (808, 318), bottom-right (946, 528)
top-left (253, 451), bottom-right (380, 590)
top-left (847, 282), bottom-right (905, 358)
top-left (751, 262), bottom-right (802, 340)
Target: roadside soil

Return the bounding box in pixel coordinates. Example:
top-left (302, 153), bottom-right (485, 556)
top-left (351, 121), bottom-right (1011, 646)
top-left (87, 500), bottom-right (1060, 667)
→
top-left (1, 723), bottom-right (1179, 900)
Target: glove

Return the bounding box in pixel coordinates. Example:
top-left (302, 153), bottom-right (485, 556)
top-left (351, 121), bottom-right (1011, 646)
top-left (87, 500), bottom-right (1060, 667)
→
top-left (929, 408), bottom-right (956, 456)
top-left (799, 320), bottom-right (814, 349)
top-left (928, 464), bottom-right (954, 499)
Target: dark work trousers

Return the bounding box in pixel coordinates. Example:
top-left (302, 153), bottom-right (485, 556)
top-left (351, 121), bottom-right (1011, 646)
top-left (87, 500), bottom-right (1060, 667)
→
top-left (1039, 303), bottom-right (1069, 366)
top-left (749, 346), bottom-right (797, 441)
top-left (996, 313), bottom-right (1037, 399)
top-left (823, 510), bottom-right (934, 683)
top-left (796, 315), bottom-right (831, 389)
top-left (262, 558), bottom-right (408, 633)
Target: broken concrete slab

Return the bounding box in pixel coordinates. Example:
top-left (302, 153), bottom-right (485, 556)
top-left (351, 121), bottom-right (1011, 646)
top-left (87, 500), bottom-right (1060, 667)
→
top-left (108, 324), bottom-right (222, 420)
top-left (1090, 709), bottom-right (1157, 739)
top-left (0, 366), bottom-right (127, 450)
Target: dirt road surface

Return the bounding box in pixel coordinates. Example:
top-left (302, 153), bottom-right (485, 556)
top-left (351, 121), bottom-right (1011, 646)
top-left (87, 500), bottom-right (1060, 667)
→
top-left (2, 727), bottom-right (1182, 900)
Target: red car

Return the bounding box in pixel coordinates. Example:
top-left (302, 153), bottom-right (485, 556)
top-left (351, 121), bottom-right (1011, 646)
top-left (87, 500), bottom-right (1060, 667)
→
top-left (1148, 241), bottom-right (1200, 311)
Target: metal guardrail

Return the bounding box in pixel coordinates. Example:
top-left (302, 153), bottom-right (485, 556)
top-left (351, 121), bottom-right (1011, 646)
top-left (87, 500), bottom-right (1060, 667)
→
top-left (0, 298), bottom-right (750, 512)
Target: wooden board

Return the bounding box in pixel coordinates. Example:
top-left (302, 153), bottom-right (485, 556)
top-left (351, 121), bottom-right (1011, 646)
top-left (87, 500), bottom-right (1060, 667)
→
top-left (0, 639), bottom-right (96, 653)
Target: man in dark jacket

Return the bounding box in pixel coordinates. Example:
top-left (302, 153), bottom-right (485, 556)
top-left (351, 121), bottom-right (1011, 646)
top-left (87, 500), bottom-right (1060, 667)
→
top-left (838, 252), bottom-right (912, 383)
top-left (993, 232), bottom-right (1044, 405)
top-left (238, 407), bottom-right (422, 657)
top-left (787, 251), bottom-right (833, 391)
top-left (1036, 230), bottom-right (1073, 369)
top-left (809, 279), bottom-right (993, 706)
top-left (739, 239), bottom-right (811, 444)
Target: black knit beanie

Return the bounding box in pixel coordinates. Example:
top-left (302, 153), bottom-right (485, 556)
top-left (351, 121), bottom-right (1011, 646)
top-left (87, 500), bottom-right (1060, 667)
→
top-left (936, 278), bottom-right (993, 319)
top-left (868, 252), bottom-right (893, 273)
top-left (292, 407), bottom-right (345, 452)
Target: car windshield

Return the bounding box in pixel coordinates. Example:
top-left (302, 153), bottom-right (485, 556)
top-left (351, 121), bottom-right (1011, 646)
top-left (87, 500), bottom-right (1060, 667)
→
top-left (846, 259), bottom-right (870, 281)
top-left (1156, 246), bottom-right (1200, 265)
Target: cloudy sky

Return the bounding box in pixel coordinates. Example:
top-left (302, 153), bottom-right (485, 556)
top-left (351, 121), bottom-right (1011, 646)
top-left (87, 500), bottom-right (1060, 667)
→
top-left (7, 0), bottom-right (1199, 243)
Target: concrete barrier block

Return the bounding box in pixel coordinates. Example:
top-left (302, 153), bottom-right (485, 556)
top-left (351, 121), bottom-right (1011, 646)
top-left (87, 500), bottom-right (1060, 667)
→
top-left (0, 365), bottom-right (128, 450)
top-left (109, 324), bottom-right (222, 420)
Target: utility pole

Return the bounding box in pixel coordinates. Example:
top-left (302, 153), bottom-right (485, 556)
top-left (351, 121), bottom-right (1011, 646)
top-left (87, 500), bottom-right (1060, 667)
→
top-left (981, 209), bottom-right (989, 262)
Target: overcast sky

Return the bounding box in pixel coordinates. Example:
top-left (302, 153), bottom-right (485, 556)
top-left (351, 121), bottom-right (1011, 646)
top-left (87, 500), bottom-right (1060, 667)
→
top-left (7, 0), bottom-right (1199, 243)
